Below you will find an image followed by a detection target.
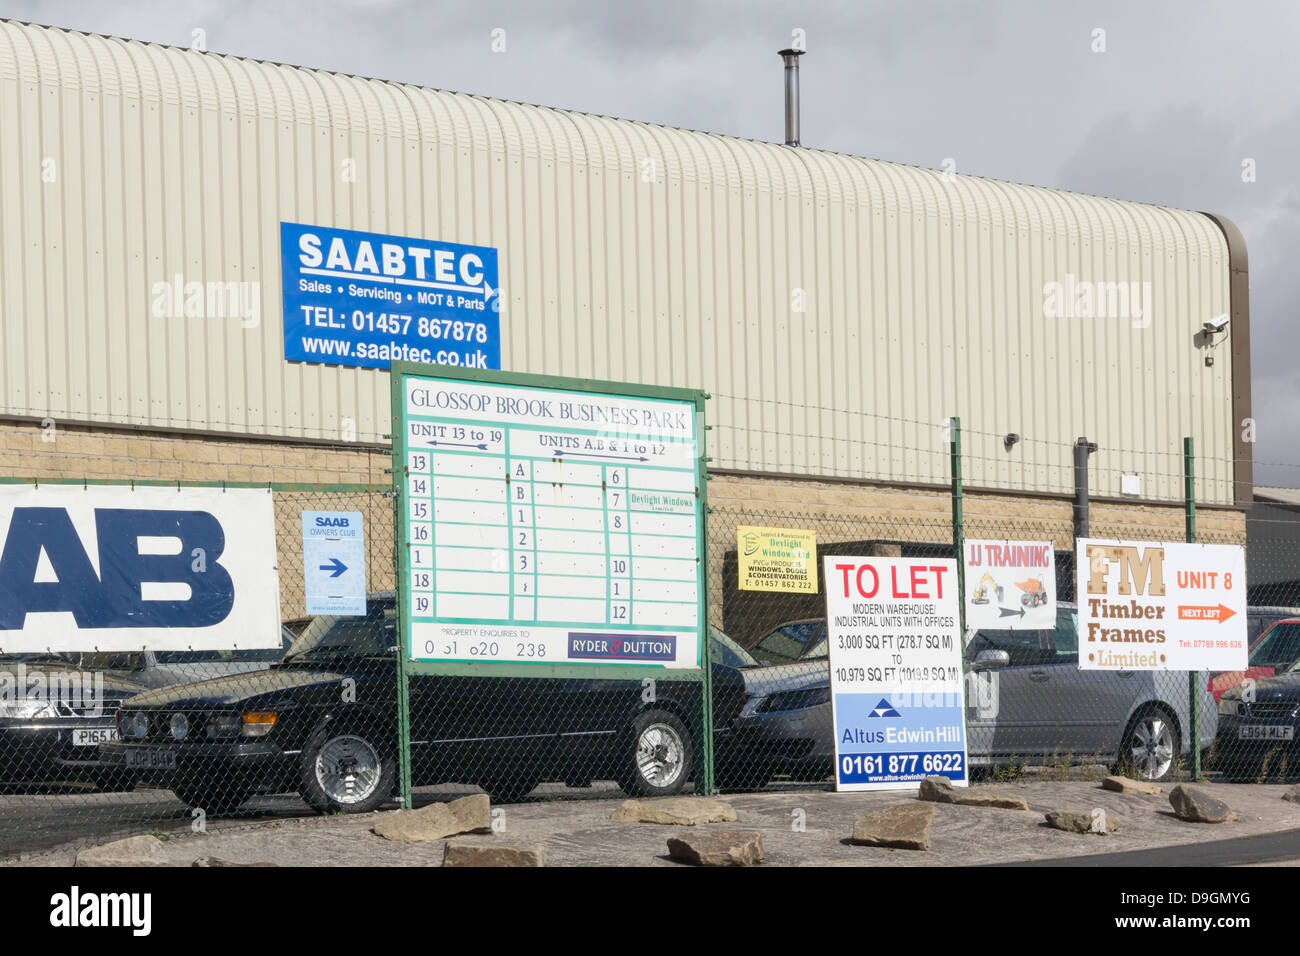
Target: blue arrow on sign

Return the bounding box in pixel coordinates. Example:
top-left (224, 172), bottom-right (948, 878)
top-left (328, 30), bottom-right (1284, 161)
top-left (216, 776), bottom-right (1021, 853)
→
top-left (319, 557), bottom-right (348, 578)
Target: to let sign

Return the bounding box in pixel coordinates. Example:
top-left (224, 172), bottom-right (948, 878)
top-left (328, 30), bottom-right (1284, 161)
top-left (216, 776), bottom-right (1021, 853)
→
top-left (825, 556), bottom-right (968, 792)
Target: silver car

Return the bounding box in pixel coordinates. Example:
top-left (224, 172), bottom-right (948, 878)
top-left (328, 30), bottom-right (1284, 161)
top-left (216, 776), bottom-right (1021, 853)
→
top-left (721, 621), bottom-right (835, 788)
top-left (722, 606), bottom-right (1217, 785)
top-left (966, 603), bottom-right (1217, 779)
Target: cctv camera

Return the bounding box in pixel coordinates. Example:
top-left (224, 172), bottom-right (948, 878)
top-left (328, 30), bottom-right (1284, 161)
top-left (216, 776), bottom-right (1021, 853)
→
top-left (1203, 314), bottom-right (1230, 334)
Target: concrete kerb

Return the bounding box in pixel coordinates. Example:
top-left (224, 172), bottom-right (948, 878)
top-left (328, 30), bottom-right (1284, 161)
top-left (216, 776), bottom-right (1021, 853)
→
top-left (7, 781), bottom-right (1300, 867)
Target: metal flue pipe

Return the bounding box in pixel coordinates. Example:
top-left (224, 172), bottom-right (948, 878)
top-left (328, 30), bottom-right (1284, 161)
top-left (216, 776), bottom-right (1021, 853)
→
top-left (779, 48), bottom-right (804, 146)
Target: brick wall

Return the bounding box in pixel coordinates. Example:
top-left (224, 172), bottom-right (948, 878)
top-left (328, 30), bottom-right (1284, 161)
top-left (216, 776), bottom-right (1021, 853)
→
top-left (0, 420), bottom-right (389, 485)
top-left (705, 472), bottom-right (1246, 643)
top-left (707, 472), bottom-right (1244, 544)
top-left (1, 420), bottom-right (1247, 640)
top-left (0, 420), bottom-right (396, 625)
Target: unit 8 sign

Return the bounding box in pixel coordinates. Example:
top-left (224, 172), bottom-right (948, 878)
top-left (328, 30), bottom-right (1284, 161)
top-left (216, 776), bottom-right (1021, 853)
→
top-left (394, 365), bottom-right (707, 673)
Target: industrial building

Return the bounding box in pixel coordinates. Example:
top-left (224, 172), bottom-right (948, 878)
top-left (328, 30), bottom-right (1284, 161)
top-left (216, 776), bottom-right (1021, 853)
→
top-left (0, 17), bottom-right (1250, 586)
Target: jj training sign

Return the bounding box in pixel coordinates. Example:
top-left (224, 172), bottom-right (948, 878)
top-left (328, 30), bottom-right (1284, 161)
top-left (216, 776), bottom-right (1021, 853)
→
top-left (0, 485), bottom-right (280, 652)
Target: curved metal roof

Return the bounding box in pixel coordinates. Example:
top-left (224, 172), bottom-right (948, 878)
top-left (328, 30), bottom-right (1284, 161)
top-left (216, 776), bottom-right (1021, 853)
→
top-left (0, 19), bottom-right (1238, 504)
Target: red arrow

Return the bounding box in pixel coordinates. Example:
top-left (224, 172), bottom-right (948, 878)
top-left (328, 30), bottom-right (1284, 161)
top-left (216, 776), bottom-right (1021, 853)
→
top-left (1177, 604), bottom-right (1237, 623)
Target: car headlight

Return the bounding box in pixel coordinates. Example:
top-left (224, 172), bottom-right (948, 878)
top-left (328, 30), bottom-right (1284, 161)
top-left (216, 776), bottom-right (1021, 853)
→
top-left (0, 699), bottom-right (58, 719)
top-left (119, 711), bottom-right (149, 738)
top-left (1218, 697), bottom-right (1241, 716)
top-left (206, 713), bottom-right (241, 739)
top-left (241, 711), bottom-right (278, 738)
top-left (169, 713), bottom-right (190, 741)
top-left (758, 686), bottom-right (832, 713)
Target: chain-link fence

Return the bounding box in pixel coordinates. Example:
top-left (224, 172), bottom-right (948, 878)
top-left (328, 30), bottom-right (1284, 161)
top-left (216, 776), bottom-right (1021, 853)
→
top-left (0, 483), bottom-right (395, 855)
top-left (703, 496), bottom-right (1300, 796)
top-left (4, 474), bottom-right (1300, 857)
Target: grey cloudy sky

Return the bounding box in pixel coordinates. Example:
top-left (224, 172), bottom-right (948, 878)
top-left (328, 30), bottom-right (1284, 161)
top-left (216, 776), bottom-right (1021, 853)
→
top-left (7, 0), bottom-right (1299, 485)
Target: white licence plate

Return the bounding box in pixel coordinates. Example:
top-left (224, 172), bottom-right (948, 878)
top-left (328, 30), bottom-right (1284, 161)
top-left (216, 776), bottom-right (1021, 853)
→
top-left (72, 728), bottom-right (119, 747)
top-left (124, 747), bottom-right (177, 770)
top-left (1238, 724), bottom-right (1294, 741)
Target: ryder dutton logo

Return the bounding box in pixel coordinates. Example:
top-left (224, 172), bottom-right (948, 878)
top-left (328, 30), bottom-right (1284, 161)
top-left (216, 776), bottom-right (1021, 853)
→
top-left (568, 633), bottom-right (676, 662)
top-left (1084, 544), bottom-right (1169, 666)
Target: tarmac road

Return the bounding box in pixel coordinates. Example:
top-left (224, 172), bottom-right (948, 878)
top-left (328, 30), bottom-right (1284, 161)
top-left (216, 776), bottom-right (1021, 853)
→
top-left (0, 780), bottom-right (634, 858)
top-left (1004, 826), bottom-right (1300, 867)
top-left (0, 786), bottom-right (324, 857)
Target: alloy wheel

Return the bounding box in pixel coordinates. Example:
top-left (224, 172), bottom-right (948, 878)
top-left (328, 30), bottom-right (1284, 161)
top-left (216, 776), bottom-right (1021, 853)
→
top-left (1130, 715), bottom-right (1175, 780)
top-left (315, 734), bottom-right (383, 804)
top-left (636, 722), bottom-right (686, 789)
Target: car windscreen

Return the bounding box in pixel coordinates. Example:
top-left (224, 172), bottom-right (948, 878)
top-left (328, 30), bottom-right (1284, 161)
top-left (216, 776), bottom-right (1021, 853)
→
top-left (751, 621), bottom-right (824, 665)
top-left (285, 604), bottom-right (396, 660)
top-left (0, 653), bottom-right (80, 666)
top-left (966, 628), bottom-right (1052, 667)
top-left (802, 635), bottom-right (829, 660)
top-left (709, 628), bottom-right (759, 668)
top-left (1254, 622), bottom-right (1300, 669)
top-left (152, 629), bottom-right (292, 665)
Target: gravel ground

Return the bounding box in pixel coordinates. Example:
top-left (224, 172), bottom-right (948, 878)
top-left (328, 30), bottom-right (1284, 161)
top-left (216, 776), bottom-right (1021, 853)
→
top-left (7, 778), bottom-right (1300, 867)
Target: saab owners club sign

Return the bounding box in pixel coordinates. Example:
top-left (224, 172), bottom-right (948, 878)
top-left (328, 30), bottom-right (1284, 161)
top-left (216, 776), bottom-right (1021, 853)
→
top-left (825, 555), bottom-right (968, 791)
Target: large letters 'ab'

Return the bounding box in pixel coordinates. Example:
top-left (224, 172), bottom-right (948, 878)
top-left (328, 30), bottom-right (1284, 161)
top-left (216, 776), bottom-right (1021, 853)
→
top-left (0, 508), bottom-right (235, 630)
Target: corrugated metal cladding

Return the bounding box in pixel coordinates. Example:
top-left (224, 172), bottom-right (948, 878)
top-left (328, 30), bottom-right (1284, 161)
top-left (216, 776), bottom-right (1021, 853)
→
top-left (0, 20), bottom-right (1236, 504)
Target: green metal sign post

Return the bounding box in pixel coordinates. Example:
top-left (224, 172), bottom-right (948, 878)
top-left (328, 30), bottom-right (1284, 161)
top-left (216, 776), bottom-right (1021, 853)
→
top-left (1183, 436), bottom-right (1202, 781)
top-left (389, 362), bottom-right (713, 807)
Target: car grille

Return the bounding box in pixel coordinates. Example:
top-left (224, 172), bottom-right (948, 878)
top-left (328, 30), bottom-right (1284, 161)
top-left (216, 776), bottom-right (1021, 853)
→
top-left (123, 710), bottom-right (223, 743)
top-left (55, 697), bottom-right (123, 719)
top-left (1244, 700), bottom-right (1299, 720)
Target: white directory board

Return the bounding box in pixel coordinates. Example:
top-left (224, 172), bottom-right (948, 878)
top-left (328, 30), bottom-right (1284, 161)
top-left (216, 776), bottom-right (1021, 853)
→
top-left (1076, 538), bottom-right (1247, 671)
top-left (397, 369), bottom-right (705, 670)
top-left (963, 539), bottom-right (1056, 631)
top-left (0, 485), bottom-right (280, 652)
top-left (826, 556), bottom-right (969, 791)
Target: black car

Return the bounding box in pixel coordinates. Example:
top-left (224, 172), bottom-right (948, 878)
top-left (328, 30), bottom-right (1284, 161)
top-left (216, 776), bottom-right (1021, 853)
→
top-left (0, 654), bottom-right (147, 791)
top-left (101, 596), bottom-right (747, 812)
top-left (1213, 670), bottom-right (1300, 780)
top-left (746, 619), bottom-right (827, 665)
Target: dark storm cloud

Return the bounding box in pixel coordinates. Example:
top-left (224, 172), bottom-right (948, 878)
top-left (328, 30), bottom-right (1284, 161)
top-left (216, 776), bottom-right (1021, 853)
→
top-left (4, 0), bottom-right (1298, 482)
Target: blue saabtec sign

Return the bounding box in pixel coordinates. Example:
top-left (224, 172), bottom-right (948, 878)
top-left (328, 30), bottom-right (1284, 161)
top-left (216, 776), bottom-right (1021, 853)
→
top-left (280, 222), bottom-right (501, 371)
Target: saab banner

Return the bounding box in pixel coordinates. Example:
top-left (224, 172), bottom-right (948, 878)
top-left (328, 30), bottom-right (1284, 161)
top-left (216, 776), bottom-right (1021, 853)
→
top-left (0, 486), bottom-right (280, 652)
